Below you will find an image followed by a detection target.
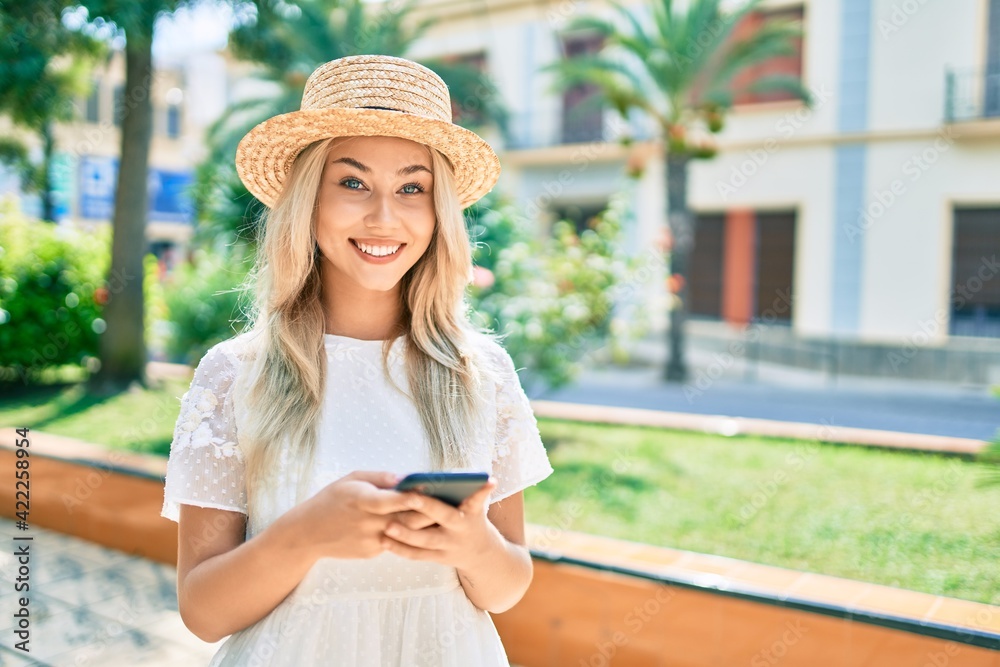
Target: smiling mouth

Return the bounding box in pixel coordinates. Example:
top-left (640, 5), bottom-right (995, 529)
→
top-left (350, 239), bottom-right (406, 257)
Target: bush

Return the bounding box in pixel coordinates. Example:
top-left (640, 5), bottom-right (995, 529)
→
top-left (0, 201), bottom-right (108, 381)
top-left (467, 189), bottom-right (646, 393)
top-left (161, 243), bottom-right (252, 365)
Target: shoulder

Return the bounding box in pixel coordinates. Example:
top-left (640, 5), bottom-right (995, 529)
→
top-left (189, 331), bottom-right (261, 388)
top-left (198, 331), bottom-right (261, 368)
top-left (463, 331), bottom-right (517, 377)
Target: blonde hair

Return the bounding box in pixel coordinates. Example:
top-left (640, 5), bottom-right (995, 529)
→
top-left (233, 135), bottom-right (503, 526)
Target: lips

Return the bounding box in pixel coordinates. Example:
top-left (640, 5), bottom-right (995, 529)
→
top-left (350, 239), bottom-right (405, 257)
top-left (349, 239), bottom-right (406, 263)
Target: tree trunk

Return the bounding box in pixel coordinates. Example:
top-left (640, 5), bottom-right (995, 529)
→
top-left (89, 22), bottom-right (154, 394)
top-left (41, 120), bottom-right (55, 223)
top-left (664, 152), bottom-right (694, 382)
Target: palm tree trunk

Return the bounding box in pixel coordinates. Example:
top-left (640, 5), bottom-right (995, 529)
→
top-left (40, 120), bottom-right (55, 223)
top-left (664, 152), bottom-right (693, 382)
top-left (89, 22), bottom-right (154, 393)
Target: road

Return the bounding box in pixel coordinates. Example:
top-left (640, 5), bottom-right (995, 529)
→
top-left (535, 365), bottom-right (999, 441)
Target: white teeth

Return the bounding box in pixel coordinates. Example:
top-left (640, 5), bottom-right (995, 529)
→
top-left (354, 241), bottom-right (401, 257)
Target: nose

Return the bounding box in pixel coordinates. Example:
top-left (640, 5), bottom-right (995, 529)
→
top-left (364, 189), bottom-right (402, 230)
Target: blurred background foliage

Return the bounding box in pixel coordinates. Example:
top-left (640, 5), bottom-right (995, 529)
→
top-left (468, 189), bottom-right (644, 392)
top-left (0, 202), bottom-right (105, 378)
top-left (0, 200), bottom-right (170, 382)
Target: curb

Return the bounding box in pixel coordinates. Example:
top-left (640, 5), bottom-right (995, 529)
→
top-left (530, 400), bottom-right (989, 456)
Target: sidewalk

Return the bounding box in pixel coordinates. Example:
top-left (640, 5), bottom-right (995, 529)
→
top-left (0, 517), bottom-right (223, 666)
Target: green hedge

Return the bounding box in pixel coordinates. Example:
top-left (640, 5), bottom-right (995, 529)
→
top-left (0, 202), bottom-right (108, 381)
top-left (161, 244), bottom-right (252, 365)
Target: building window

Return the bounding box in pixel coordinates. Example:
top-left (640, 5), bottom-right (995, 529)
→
top-left (166, 103), bottom-right (182, 138)
top-left (687, 210), bottom-right (796, 323)
top-left (730, 5), bottom-right (805, 105)
top-left (753, 211), bottom-right (796, 321)
top-left (951, 207), bottom-right (1000, 337)
top-left (560, 32), bottom-right (605, 144)
top-left (550, 200), bottom-right (607, 236)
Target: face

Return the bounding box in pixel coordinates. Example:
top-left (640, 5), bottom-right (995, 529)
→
top-left (315, 135), bottom-right (436, 294)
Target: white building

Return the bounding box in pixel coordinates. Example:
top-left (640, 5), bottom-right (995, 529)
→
top-left (405, 0), bottom-right (1000, 382)
top-left (0, 47), bottom-right (230, 275)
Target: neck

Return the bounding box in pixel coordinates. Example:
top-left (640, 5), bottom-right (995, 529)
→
top-left (320, 268), bottom-right (403, 341)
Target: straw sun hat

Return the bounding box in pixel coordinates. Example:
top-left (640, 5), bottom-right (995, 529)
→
top-left (235, 54), bottom-right (502, 210)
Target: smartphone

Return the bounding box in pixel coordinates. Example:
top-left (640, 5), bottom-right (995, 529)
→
top-left (395, 472), bottom-right (490, 508)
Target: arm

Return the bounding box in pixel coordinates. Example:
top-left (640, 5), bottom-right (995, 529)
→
top-left (177, 470), bottom-right (421, 642)
top-left (177, 503), bottom-right (315, 643)
top-left (455, 491), bottom-right (533, 613)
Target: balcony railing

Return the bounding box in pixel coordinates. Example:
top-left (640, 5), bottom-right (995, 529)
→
top-left (944, 66), bottom-right (1000, 122)
top-left (504, 103), bottom-right (658, 150)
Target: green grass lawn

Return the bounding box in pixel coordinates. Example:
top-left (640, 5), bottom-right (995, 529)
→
top-left (0, 378), bottom-right (189, 456)
top-left (527, 419), bottom-right (1000, 606)
top-left (2, 381), bottom-right (998, 604)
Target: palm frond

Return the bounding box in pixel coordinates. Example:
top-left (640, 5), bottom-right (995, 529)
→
top-left (709, 17), bottom-right (804, 89)
top-left (975, 438), bottom-right (1000, 488)
top-left (561, 14), bottom-right (618, 39)
top-left (676, 0), bottom-right (759, 84)
top-left (549, 54), bottom-right (665, 126)
top-left (739, 73), bottom-right (812, 102)
top-left (608, 0), bottom-right (655, 53)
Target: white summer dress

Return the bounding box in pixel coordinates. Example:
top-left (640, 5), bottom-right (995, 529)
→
top-left (160, 331), bottom-right (554, 667)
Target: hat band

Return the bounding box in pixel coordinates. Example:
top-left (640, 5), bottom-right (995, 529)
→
top-left (360, 105), bottom-right (405, 113)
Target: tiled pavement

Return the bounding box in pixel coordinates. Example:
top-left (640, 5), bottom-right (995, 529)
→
top-left (0, 517), bottom-right (530, 666)
top-left (0, 517), bottom-right (223, 666)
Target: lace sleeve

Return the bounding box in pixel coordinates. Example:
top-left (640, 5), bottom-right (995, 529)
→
top-left (160, 343), bottom-right (248, 522)
top-left (488, 345), bottom-right (554, 504)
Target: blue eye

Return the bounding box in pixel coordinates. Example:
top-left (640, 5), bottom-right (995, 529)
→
top-left (402, 183), bottom-right (425, 195)
top-left (339, 177), bottom-right (425, 194)
top-left (341, 177), bottom-right (363, 190)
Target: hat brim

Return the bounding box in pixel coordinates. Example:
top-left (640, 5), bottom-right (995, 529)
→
top-left (235, 107), bottom-right (501, 210)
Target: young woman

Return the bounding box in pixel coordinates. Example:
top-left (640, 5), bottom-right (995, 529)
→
top-left (160, 54), bottom-right (553, 666)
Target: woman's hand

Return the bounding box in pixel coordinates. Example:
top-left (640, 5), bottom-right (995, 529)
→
top-left (292, 470), bottom-right (423, 561)
top-left (379, 477), bottom-right (502, 572)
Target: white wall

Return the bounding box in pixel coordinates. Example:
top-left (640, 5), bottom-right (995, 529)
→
top-left (867, 0), bottom-right (985, 133)
top-left (859, 136), bottom-right (1000, 340)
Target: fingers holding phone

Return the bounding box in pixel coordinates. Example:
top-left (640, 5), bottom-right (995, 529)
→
top-left (293, 470), bottom-right (419, 561)
top-left (381, 473), bottom-right (500, 570)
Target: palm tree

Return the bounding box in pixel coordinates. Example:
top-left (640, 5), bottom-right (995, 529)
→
top-left (542, 0), bottom-right (810, 382)
top-left (193, 0), bottom-right (510, 248)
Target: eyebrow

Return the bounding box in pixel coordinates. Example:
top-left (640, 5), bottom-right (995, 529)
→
top-left (330, 156), bottom-right (432, 177)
